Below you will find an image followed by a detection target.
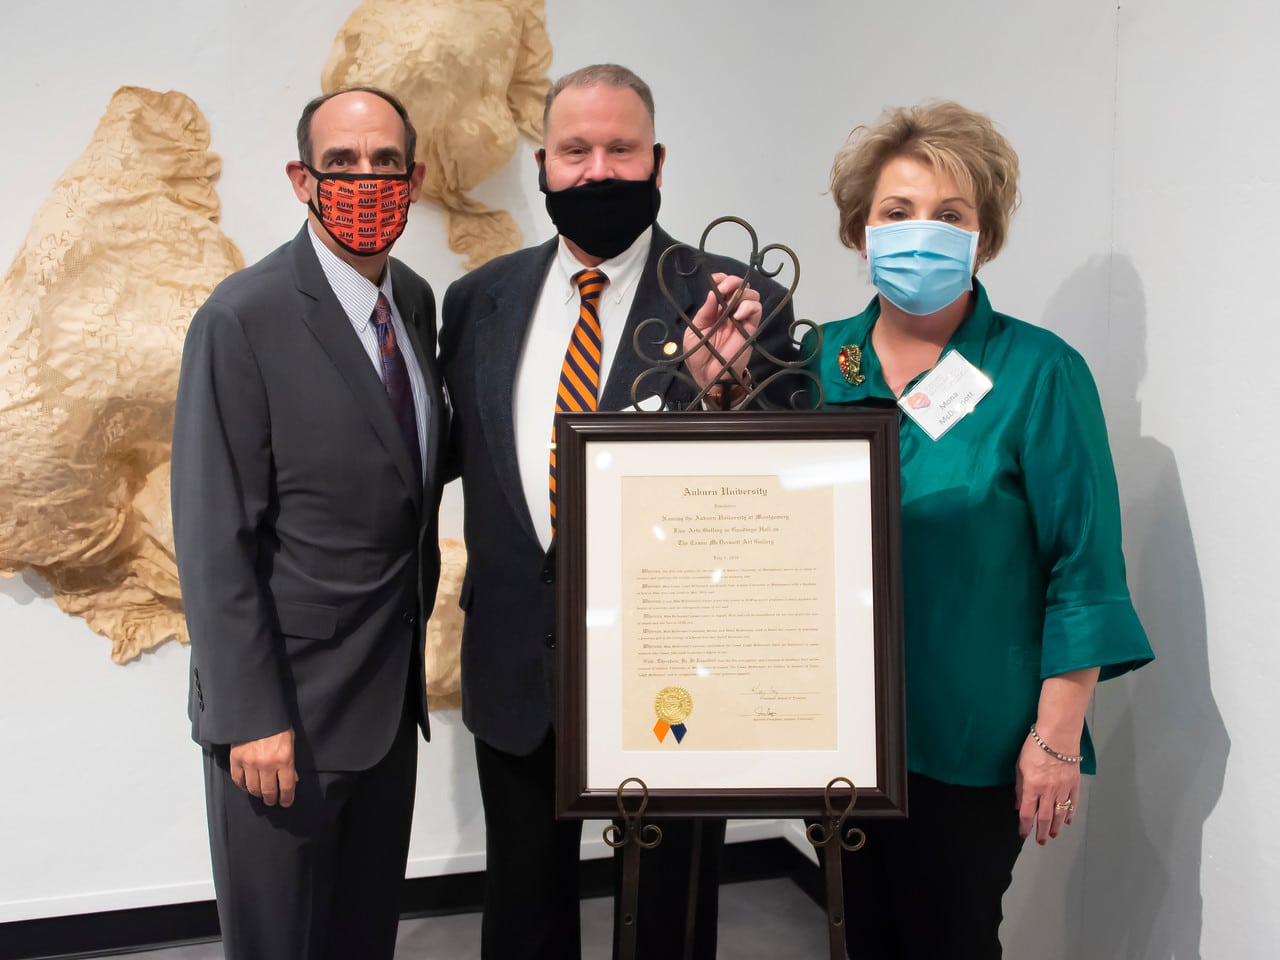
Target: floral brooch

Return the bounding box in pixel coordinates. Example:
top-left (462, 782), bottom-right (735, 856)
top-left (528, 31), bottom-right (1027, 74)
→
top-left (837, 344), bottom-right (865, 386)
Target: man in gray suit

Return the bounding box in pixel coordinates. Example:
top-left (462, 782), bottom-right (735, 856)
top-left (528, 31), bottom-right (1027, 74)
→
top-left (440, 63), bottom-right (791, 960)
top-left (171, 87), bottom-right (446, 959)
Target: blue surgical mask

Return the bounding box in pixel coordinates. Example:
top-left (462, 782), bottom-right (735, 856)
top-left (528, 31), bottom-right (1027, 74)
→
top-left (865, 220), bottom-right (979, 316)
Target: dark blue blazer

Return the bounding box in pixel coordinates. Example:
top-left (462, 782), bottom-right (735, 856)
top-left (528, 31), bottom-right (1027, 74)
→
top-left (439, 225), bottom-right (796, 755)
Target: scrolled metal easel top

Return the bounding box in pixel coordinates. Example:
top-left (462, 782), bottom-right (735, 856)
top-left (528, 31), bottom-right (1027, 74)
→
top-left (629, 216), bottom-right (824, 411)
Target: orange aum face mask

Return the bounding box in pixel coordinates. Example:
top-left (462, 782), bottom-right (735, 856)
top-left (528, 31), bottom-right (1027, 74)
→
top-left (305, 164), bottom-right (414, 257)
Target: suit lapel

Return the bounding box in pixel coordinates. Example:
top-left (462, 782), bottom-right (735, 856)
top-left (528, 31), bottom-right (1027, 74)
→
top-left (474, 239), bottom-right (559, 544)
top-left (288, 230), bottom-right (423, 505)
top-left (601, 226), bottom-right (683, 411)
top-left (399, 316), bottom-right (440, 499)
top-left (391, 262), bottom-right (443, 503)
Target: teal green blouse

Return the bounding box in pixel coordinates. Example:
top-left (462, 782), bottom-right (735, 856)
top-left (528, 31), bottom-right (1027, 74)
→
top-left (811, 282), bottom-right (1153, 786)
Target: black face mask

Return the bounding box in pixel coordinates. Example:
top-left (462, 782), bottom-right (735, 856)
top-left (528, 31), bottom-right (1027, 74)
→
top-left (538, 144), bottom-right (663, 260)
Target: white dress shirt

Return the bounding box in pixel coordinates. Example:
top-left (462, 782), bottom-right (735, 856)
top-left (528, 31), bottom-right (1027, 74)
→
top-left (514, 227), bottom-right (653, 551)
top-left (308, 224), bottom-right (429, 478)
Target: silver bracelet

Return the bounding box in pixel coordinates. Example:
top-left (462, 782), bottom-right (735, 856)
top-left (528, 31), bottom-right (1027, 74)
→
top-left (1029, 723), bottom-right (1084, 763)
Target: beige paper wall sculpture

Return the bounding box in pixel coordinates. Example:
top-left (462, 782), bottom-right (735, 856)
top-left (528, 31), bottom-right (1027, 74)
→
top-left (426, 539), bottom-right (465, 709)
top-left (0, 86), bottom-right (244, 663)
top-left (1, 89), bottom-right (469, 702)
top-left (321, 0), bottom-right (553, 269)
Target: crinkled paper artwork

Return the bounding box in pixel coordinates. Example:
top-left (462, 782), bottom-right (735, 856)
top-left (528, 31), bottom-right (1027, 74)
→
top-left (322, 0), bottom-right (553, 269)
top-left (0, 86), bottom-right (244, 662)
top-left (3, 78), bottom-right (474, 702)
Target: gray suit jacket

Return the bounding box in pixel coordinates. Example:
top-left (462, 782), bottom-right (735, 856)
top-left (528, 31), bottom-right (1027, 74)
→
top-left (439, 225), bottom-right (796, 755)
top-left (172, 226), bottom-right (447, 771)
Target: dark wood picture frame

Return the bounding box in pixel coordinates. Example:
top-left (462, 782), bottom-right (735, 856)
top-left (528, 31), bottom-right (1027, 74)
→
top-left (554, 409), bottom-right (907, 819)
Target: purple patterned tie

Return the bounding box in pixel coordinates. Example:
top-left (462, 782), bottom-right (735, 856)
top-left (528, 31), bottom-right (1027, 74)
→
top-left (371, 292), bottom-right (421, 481)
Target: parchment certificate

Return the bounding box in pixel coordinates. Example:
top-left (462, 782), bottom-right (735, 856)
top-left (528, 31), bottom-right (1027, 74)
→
top-left (620, 476), bottom-right (837, 750)
top-left (580, 435), bottom-right (880, 792)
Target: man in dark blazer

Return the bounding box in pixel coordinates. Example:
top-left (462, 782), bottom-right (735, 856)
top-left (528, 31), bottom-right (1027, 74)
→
top-left (440, 64), bottom-right (795, 960)
top-left (171, 88), bottom-right (446, 959)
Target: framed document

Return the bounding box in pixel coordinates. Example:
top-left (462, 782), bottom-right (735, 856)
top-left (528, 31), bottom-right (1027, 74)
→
top-left (554, 409), bottom-right (906, 819)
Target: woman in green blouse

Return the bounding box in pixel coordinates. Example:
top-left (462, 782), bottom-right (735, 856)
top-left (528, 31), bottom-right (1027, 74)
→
top-left (810, 101), bottom-right (1153, 958)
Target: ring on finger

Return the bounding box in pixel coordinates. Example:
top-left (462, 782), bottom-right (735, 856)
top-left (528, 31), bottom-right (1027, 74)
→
top-left (1053, 799), bottom-right (1074, 812)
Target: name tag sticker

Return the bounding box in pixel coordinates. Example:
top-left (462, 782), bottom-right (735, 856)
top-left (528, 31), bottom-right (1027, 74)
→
top-left (898, 349), bottom-right (992, 441)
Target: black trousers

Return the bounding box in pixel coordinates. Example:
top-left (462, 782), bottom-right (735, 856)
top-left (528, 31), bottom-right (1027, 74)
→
top-left (474, 731), bottom-right (725, 960)
top-left (202, 705), bottom-right (418, 960)
top-left (824, 772), bottom-right (1025, 960)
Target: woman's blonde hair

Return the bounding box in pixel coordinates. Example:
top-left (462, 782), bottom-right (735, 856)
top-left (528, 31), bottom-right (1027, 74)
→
top-left (830, 100), bottom-right (1020, 267)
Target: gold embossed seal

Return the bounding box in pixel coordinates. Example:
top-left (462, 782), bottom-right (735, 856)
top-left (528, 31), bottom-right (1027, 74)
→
top-left (654, 686), bottom-right (693, 725)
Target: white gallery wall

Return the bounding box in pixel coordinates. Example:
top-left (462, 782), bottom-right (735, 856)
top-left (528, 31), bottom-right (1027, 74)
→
top-left (0, 0), bottom-right (1274, 955)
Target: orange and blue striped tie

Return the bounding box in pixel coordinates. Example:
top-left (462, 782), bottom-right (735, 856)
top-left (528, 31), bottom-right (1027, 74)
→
top-left (550, 269), bottom-right (606, 530)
